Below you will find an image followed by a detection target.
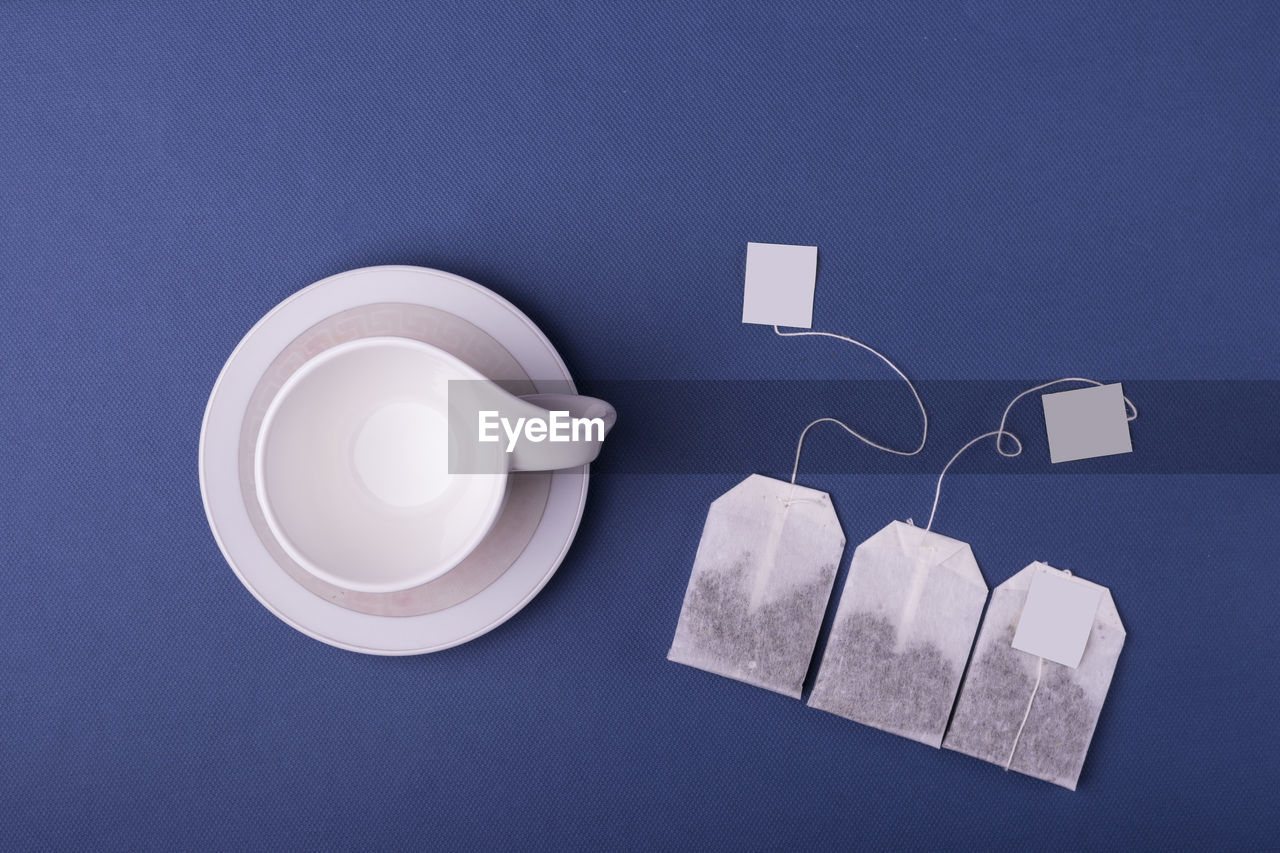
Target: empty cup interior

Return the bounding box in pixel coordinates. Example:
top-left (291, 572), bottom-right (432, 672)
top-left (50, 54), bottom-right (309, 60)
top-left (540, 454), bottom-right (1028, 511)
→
top-left (256, 338), bottom-right (508, 593)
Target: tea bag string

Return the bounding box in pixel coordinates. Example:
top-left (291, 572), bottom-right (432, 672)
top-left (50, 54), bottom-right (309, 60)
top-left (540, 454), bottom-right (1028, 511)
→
top-left (924, 378), bottom-right (1138, 531)
top-left (1006, 566), bottom-right (1074, 768)
top-left (1006, 657), bottom-right (1045, 771)
top-left (773, 326), bottom-right (929, 489)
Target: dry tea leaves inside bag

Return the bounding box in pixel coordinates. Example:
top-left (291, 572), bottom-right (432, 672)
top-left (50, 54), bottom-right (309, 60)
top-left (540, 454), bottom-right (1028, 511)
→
top-left (668, 474), bottom-right (845, 698)
top-left (808, 521), bottom-right (987, 746)
top-left (943, 563), bottom-right (1125, 790)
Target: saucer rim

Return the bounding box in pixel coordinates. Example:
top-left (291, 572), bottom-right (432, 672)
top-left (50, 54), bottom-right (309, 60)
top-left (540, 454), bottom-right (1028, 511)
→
top-left (198, 265), bottom-right (588, 654)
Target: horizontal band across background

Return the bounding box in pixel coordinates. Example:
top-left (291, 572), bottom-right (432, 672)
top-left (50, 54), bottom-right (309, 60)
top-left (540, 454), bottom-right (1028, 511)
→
top-left (570, 380), bottom-right (1278, 475)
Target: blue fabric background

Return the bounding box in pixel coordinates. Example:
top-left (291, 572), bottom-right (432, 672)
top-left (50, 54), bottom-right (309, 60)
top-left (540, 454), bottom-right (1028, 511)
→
top-left (2, 2), bottom-right (1277, 849)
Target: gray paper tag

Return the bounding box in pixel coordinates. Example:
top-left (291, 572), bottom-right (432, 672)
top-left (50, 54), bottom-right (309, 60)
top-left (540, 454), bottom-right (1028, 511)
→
top-left (1011, 564), bottom-right (1103, 668)
top-left (1041, 382), bottom-right (1133, 463)
top-left (742, 242), bottom-right (818, 328)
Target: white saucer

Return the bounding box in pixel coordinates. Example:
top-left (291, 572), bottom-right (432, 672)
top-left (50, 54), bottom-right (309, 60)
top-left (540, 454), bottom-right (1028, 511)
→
top-left (199, 266), bottom-right (589, 654)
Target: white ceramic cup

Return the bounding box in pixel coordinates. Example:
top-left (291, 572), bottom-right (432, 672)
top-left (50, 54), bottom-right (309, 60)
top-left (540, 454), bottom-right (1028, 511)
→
top-left (255, 336), bottom-right (613, 593)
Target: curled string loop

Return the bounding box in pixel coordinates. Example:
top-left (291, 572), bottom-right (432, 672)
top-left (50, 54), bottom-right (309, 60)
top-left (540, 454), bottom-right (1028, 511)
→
top-left (773, 325), bottom-right (929, 485)
top-left (924, 378), bottom-right (1138, 532)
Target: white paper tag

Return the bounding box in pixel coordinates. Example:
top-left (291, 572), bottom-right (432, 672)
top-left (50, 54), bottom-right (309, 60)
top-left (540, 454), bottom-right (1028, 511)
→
top-left (1011, 564), bottom-right (1104, 668)
top-left (1041, 382), bottom-right (1133, 463)
top-left (742, 242), bottom-right (818, 328)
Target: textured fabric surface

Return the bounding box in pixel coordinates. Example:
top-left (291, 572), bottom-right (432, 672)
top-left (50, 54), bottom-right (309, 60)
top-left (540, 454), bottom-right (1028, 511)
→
top-left (1, 2), bottom-right (1278, 849)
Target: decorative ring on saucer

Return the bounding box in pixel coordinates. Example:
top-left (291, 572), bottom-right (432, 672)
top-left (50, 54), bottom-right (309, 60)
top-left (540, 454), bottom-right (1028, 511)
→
top-left (200, 266), bottom-right (591, 654)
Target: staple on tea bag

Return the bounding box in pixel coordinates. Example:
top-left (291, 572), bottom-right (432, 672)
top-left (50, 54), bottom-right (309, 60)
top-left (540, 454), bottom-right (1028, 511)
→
top-left (807, 520), bottom-right (987, 746)
top-left (943, 563), bottom-right (1125, 790)
top-left (668, 474), bottom-right (845, 697)
top-left (669, 320), bottom-right (930, 697)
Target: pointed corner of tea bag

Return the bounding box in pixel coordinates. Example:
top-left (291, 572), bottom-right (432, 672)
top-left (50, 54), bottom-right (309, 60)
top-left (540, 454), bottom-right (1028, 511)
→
top-left (710, 473), bottom-right (775, 508)
top-left (885, 521), bottom-right (986, 591)
top-left (735, 472), bottom-right (825, 500)
top-left (739, 474), bottom-right (839, 524)
top-left (1097, 587), bottom-right (1125, 636)
top-left (733, 472), bottom-right (774, 494)
top-left (946, 541), bottom-right (987, 593)
top-left (666, 642), bottom-right (702, 674)
top-left (928, 538), bottom-right (986, 593)
top-left (850, 520), bottom-right (905, 561)
top-left (999, 562), bottom-right (1042, 591)
top-left (873, 518), bottom-right (912, 545)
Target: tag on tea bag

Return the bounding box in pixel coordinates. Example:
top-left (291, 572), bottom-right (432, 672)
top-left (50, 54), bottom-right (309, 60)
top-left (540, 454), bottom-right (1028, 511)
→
top-left (668, 474), bottom-right (845, 698)
top-left (943, 563), bottom-right (1125, 790)
top-left (807, 521), bottom-right (987, 747)
top-left (742, 242), bottom-right (819, 328)
top-left (1041, 382), bottom-right (1133, 463)
top-left (1011, 565), bottom-right (1103, 668)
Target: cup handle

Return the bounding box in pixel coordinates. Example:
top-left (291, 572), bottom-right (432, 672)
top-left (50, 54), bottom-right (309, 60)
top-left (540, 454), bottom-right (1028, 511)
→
top-left (505, 394), bottom-right (616, 472)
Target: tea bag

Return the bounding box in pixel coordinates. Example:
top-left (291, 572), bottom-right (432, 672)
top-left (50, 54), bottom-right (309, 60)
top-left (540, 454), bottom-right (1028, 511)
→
top-left (943, 563), bottom-right (1126, 790)
top-left (671, 252), bottom-right (929, 698)
top-left (668, 474), bottom-right (845, 698)
top-left (808, 520), bottom-right (987, 746)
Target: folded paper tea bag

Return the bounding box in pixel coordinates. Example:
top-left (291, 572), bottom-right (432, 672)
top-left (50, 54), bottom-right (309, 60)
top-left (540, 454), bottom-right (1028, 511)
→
top-left (806, 377), bottom-right (1135, 750)
top-left (807, 521), bottom-right (987, 746)
top-left (943, 563), bottom-right (1126, 790)
top-left (668, 475), bottom-right (845, 698)
top-left (670, 245), bottom-right (929, 698)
